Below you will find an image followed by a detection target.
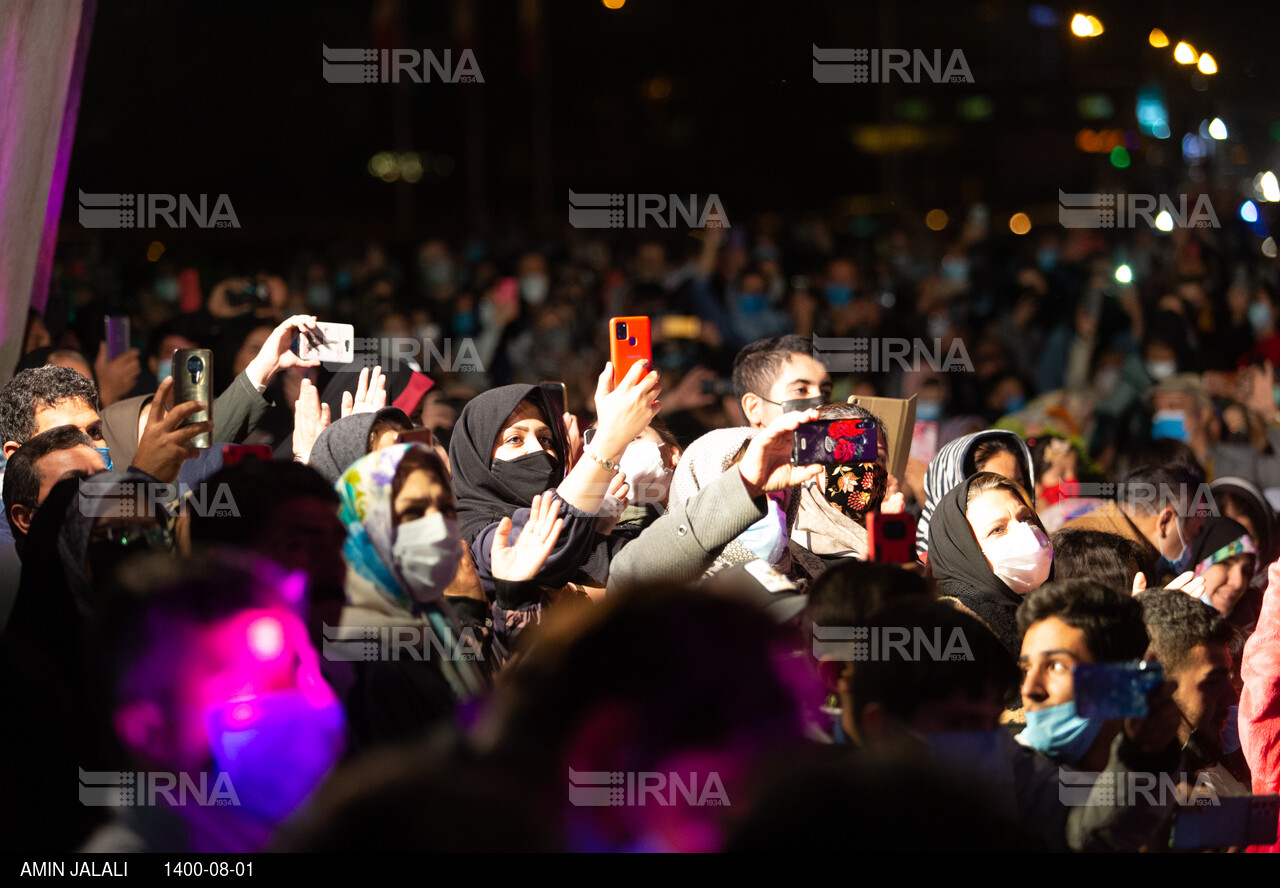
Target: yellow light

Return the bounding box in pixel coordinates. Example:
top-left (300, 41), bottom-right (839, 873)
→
top-left (1155, 210), bottom-right (1174, 232)
top-left (925, 209), bottom-right (948, 231)
top-left (1070, 13), bottom-right (1093, 37)
top-left (1174, 42), bottom-right (1196, 64)
top-left (1197, 53), bottom-right (1217, 75)
top-left (146, 241), bottom-right (165, 262)
top-left (1262, 171), bottom-right (1280, 203)
top-left (1009, 212), bottom-right (1032, 235)
top-left (602, 0), bottom-right (625, 8)
top-left (1086, 15), bottom-right (1103, 36)
top-left (1149, 28), bottom-right (1169, 48)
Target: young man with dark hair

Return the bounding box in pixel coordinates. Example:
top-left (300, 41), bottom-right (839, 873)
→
top-left (3, 425), bottom-right (106, 549)
top-left (845, 597), bottom-right (1182, 851)
top-left (731, 334), bottom-right (832, 429)
top-left (1139, 588), bottom-right (1241, 795)
top-left (0, 365), bottom-right (106, 458)
top-left (1016, 580), bottom-right (1175, 775)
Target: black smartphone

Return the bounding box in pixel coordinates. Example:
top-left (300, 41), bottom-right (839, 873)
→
top-left (1073, 661), bottom-right (1164, 719)
top-left (540, 381), bottom-right (567, 418)
top-left (792, 419), bottom-right (877, 466)
top-left (173, 348), bottom-right (212, 449)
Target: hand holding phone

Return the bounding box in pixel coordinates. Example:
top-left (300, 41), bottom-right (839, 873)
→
top-left (173, 349), bottom-right (213, 449)
top-left (609, 317), bottom-right (652, 390)
top-left (1073, 661), bottom-right (1164, 719)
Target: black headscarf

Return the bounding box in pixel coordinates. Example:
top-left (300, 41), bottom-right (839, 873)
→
top-left (309, 407), bottom-right (411, 485)
top-left (928, 474), bottom-right (1047, 658)
top-left (449, 384), bottom-right (566, 543)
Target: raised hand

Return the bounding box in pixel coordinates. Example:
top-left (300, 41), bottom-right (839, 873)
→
top-left (341, 365), bottom-right (387, 418)
top-left (491, 493), bottom-right (565, 582)
top-left (738, 409), bottom-right (825, 498)
top-left (131, 378), bottom-right (210, 483)
top-left (292, 377), bottom-right (331, 463)
top-left (244, 314), bottom-right (322, 390)
top-left (94, 342), bottom-right (141, 407)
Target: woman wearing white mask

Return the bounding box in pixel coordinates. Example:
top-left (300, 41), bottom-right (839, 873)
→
top-left (929, 472), bottom-right (1055, 658)
top-left (336, 443), bottom-right (485, 748)
top-left (587, 416), bottom-right (682, 539)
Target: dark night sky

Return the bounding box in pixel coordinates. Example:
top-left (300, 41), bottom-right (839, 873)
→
top-left (62, 0), bottom-right (1280, 261)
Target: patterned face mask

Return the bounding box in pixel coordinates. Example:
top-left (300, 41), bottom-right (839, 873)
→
top-left (823, 461), bottom-right (888, 520)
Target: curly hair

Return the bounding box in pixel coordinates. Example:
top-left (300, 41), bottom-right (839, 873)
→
top-left (0, 366), bottom-right (100, 446)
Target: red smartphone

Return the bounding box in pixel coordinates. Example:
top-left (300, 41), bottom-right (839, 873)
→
top-left (866, 512), bottom-right (916, 563)
top-left (609, 316), bottom-right (652, 389)
top-left (221, 444), bottom-right (273, 466)
top-left (396, 428), bottom-right (435, 448)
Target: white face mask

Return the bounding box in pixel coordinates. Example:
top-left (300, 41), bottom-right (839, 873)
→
top-left (392, 513), bottom-right (462, 604)
top-left (981, 520), bottom-right (1053, 594)
top-left (619, 440), bottom-right (672, 506)
top-left (1146, 360), bottom-right (1177, 382)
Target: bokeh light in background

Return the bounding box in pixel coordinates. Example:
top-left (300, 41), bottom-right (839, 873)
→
top-left (1148, 28), bottom-right (1169, 48)
top-left (1009, 212), bottom-right (1032, 235)
top-left (1114, 264), bottom-right (1133, 283)
top-left (1198, 53), bottom-right (1217, 75)
top-left (925, 209), bottom-right (948, 230)
top-left (1155, 210), bottom-right (1174, 232)
top-left (1070, 13), bottom-right (1103, 37)
top-left (1264, 237), bottom-right (1279, 258)
top-left (602, 0), bottom-right (626, 9)
top-left (146, 241), bottom-right (165, 262)
top-left (1174, 42), bottom-right (1197, 64)
top-left (1241, 201), bottom-right (1259, 223)
top-left (1262, 171), bottom-right (1280, 202)
top-left (1208, 118), bottom-right (1228, 140)
top-left (1109, 146), bottom-right (1130, 168)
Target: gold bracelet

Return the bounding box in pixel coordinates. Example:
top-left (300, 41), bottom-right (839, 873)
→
top-left (582, 447), bottom-right (618, 472)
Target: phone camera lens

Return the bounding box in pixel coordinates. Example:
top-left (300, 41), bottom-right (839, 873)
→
top-left (615, 322), bottom-right (627, 339)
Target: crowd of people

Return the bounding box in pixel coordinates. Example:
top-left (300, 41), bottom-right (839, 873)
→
top-left (6, 205), bottom-right (1280, 853)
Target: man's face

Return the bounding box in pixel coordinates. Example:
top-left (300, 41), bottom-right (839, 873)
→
top-left (1169, 642), bottom-right (1233, 751)
top-left (4, 399), bottom-right (105, 458)
top-left (1019, 617), bottom-right (1092, 712)
top-left (747, 353), bottom-right (832, 429)
top-left (36, 445), bottom-right (106, 505)
top-left (8, 445), bottom-right (106, 537)
top-left (1153, 392), bottom-right (1205, 439)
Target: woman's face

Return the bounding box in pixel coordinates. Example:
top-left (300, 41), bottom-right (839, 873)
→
top-left (967, 488), bottom-right (1035, 568)
top-left (976, 451), bottom-right (1024, 490)
top-left (1201, 555), bottom-right (1255, 617)
top-left (393, 467), bottom-right (455, 528)
top-left (492, 399), bottom-right (554, 463)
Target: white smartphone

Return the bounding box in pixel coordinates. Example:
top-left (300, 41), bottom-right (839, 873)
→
top-left (298, 322), bottom-right (355, 364)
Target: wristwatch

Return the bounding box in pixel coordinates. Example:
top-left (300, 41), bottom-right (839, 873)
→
top-left (583, 446), bottom-right (618, 472)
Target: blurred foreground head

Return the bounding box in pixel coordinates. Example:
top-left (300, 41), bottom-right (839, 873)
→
top-left (472, 585), bottom-right (804, 852)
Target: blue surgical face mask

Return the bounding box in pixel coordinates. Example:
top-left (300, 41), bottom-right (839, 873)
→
top-left (1004, 394), bottom-right (1026, 414)
top-left (453, 313), bottom-right (477, 336)
top-left (1222, 704), bottom-right (1241, 755)
top-left (738, 496), bottom-right (788, 564)
top-left (205, 690), bottom-right (346, 824)
top-left (917, 401), bottom-right (942, 422)
top-left (1158, 515), bottom-right (1192, 575)
top-left (826, 284), bottom-right (854, 307)
top-left (1152, 409), bottom-right (1189, 442)
top-left (93, 447), bottom-right (113, 471)
top-left (738, 292), bottom-right (767, 315)
top-left (1018, 700), bottom-right (1105, 763)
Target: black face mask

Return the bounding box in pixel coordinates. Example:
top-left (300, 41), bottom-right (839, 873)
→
top-left (491, 450), bottom-right (562, 503)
